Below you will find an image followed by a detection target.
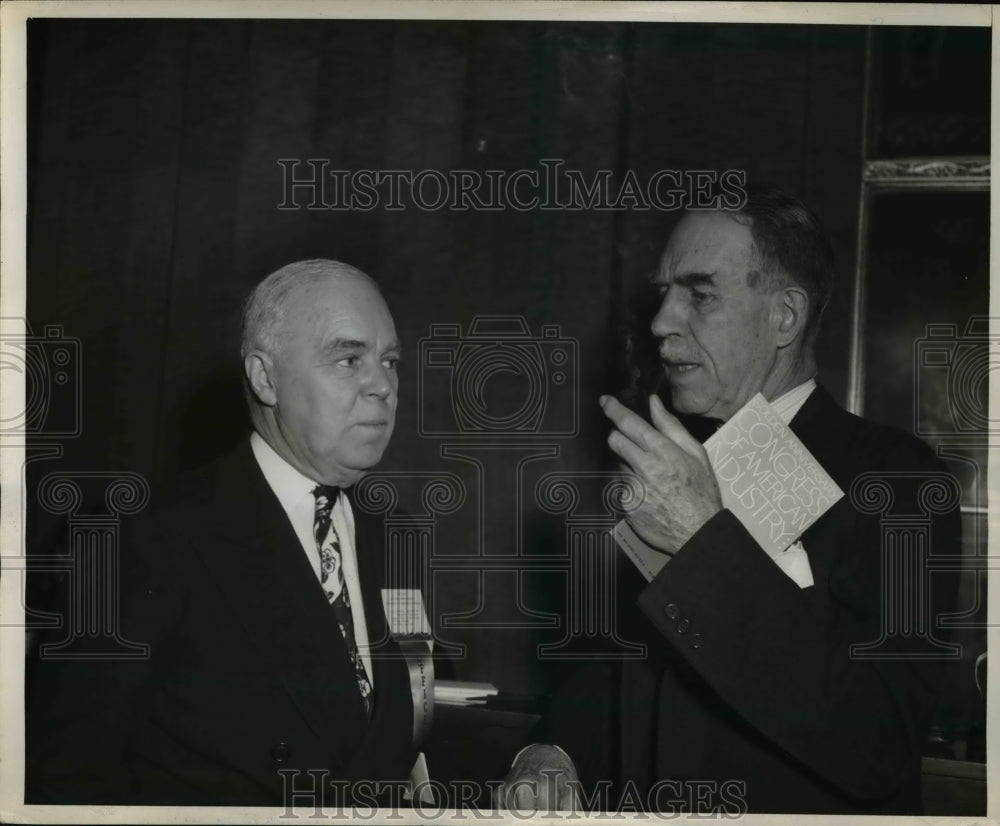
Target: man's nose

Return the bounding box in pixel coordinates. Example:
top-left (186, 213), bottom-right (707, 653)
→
top-left (364, 362), bottom-right (394, 400)
top-left (650, 289), bottom-right (685, 338)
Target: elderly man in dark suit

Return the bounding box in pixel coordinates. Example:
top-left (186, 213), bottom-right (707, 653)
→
top-left (506, 188), bottom-right (961, 815)
top-left (27, 260), bottom-right (417, 805)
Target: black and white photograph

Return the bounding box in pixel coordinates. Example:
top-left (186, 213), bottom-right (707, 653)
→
top-left (0, 1), bottom-right (993, 821)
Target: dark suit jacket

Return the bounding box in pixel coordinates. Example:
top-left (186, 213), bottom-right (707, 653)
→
top-left (548, 387), bottom-right (962, 814)
top-left (26, 441), bottom-right (417, 805)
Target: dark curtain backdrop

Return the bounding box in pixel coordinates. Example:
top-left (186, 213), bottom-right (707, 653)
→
top-left (26, 19), bottom-right (865, 695)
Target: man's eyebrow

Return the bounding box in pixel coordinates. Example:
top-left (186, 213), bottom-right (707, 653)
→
top-left (322, 338), bottom-right (402, 355)
top-left (323, 338), bottom-right (369, 352)
top-left (673, 272), bottom-right (716, 288)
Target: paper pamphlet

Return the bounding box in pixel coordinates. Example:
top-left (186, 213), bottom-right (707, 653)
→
top-left (703, 394), bottom-right (843, 558)
top-left (614, 393), bottom-right (843, 578)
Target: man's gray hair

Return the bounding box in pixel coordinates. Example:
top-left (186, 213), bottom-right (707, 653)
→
top-left (729, 186), bottom-right (835, 345)
top-left (240, 259), bottom-right (373, 360)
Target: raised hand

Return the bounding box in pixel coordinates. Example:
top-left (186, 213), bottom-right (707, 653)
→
top-left (602, 394), bottom-right (722, 555)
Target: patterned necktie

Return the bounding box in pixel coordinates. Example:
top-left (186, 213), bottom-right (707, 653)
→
top-left (312, 485), bottom-right (373, 719)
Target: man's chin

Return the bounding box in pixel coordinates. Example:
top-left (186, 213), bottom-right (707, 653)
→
top-left (667, 387), bottom-right (714, 418)
top-left (323, 445), bottom-right (391, 488)
top-left (350, 446), bottom-right (389, 470)
top-left (335, 461), bottom-right (381, 490)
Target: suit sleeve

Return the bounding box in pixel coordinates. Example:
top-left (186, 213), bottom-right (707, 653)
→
top-left (25, 512), bottom-right (183, 803)
top-left (636, 439), bottom-right (962, 803)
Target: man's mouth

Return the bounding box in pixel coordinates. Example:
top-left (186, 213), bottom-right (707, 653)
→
top-left (356, 420), bottom-right (389, 429)
top-left (662, 359), bottom-right (700, 374)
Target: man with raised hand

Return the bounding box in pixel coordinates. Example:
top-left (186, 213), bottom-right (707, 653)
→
top-left (506, 188), bottom-right (961, 815)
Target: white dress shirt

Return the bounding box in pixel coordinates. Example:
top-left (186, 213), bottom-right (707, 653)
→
top-left (250, 432), bottom-right (374, 685)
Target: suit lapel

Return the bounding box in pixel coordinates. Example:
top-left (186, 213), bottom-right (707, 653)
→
top-left (190, 443), bottom-right (368, 768)
top-left (787, 385), bottom-right (853, 482)
top-left (786, 385), bottom-right (862, 569)
top-left (342, 492), bottom-right (415, 780)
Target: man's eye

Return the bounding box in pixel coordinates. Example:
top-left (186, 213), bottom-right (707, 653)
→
top-left (691, 290), bottom-right (713, 305)
top-left (337, 356), bottom-right (360, 368)
top-left (382, 357), bottom-right (399, 371)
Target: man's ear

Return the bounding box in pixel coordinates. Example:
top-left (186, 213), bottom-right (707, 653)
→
top-left (244, 351), bottom-right (278, 406)
top-left (773, 285), bottom-right (809, 348)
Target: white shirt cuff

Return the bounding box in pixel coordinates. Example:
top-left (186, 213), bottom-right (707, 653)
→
top-left (774, 541), bottom-right (813, 589)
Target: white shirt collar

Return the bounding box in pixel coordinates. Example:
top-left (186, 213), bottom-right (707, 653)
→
top-left (768, 378), bottom-right (817, 425)
top-left (249, 430), bottom-right (321, 514)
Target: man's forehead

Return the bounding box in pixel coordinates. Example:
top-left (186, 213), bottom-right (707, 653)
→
top-left (292, 272), bottom-right (367, 304)
top-left (290, 275), bottom-right (377, 316)
top-left (658, 211), bottom-right (755, 279)
top-left (285, 276), bottom-right (395, 339)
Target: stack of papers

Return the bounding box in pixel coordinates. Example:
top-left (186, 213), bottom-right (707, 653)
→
top-left (435, 680), bottom-right (499, 707)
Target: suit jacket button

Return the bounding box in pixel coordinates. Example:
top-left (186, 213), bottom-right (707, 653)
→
top-left (271, 741), bottom-right (291, 763)
top-left (690, 632), bottom-right (703, 649)
top-left (665, 603), bottom-right (679, 619)
top-left (675, 618), bottom-right (690, 634)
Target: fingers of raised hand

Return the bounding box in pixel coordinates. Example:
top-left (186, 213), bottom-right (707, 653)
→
top-left (600, 395), bottom-right (663, 452)
top-left (607, 427), bottom-right (651, 472)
